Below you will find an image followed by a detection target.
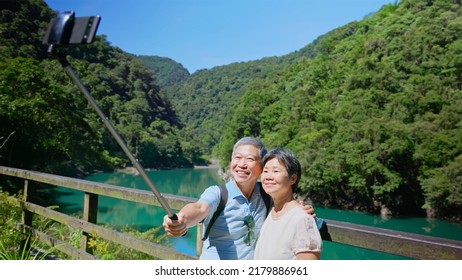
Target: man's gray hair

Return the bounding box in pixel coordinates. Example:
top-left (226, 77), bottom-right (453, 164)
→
top-left (232, 137), bottom-right (267, 164)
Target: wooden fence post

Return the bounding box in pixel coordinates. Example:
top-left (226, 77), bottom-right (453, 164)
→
top-left (20, 179), bottom-right (33, 253)
top-left (80, 192), bottom-right (98, 254)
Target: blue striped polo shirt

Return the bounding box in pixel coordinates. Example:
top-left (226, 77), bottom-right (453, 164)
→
top-left (198, 179), bottom-right (268, 260)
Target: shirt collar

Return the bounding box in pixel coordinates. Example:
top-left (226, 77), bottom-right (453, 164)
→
top-left (226, 179), bottom-right (260, 200)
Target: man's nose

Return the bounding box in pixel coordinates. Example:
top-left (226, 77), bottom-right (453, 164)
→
top-left (236, 158), bottom-right (248, 166)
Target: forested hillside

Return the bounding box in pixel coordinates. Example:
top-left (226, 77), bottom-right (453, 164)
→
top-left (147, 0), bottom-right (461, 222)
top-left (1, 0), bottom-right (460, 222)
top-left (134, 55), bottom-right (190, 90)
top-left (0, 0), bottom-right (194, 186)
top-left (214, 0), bottom-right (461, 221)
top-left (167, 57), bottom-right (290, 155)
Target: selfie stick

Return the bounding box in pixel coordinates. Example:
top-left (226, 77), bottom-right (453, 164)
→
top-left (47, 45), bottom-right (178, 221)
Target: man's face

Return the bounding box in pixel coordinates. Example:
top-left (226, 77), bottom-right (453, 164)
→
top-left (230, 144), bottom-right (262, 187)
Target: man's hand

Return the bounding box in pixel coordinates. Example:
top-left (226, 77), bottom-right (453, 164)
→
top-left (299, 201), bottom-right (317, 218)
top-left (162, 213), bottom-right (188, 237)
top-left (162, 201), bottom-right (209, 237)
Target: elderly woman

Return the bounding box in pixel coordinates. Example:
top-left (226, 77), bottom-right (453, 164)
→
top-left (254, 147), bottom-right (322, 260)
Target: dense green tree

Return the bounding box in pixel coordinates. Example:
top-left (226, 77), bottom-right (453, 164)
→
top-left (135, 55), bottom-right (190, 90)
top-left (0, 0), bottom-right (52, 61)
top-left (213, 0), bottom-right (461, 221)
top-left (0, 0), bottom-right (192, 180)
top-left (0, 57), bottom-right (110, 176)
top-left (1, 0), bottom-right (461, 222)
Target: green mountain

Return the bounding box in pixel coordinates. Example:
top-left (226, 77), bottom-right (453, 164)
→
top-left (0, 0), bottom-right (192, 181)
top-left (140, 0), bottom-right (462, 222)
top-left (215, 0), bottom-right (462, 220)
top-left (1, 0), bottom-right (460, 222)
top-left (134, 55), bottom-right (190, 90)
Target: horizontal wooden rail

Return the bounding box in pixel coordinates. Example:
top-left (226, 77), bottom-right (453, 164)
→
top-left (0, 166), bottom-right (198, 260)
top-left (0, 165), bottom-right (196, 209)
top-left (17, 200), bottom-right (194, 260)
top-left (326, 219), bottom-right (462, 259)
top-left (1, 165), bottom-right (462, 260)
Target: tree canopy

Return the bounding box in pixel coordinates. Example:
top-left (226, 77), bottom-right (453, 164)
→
top-left (0, 0), bottom-right (192, 180)
top-left (1, 0), bottom-right (461, 222)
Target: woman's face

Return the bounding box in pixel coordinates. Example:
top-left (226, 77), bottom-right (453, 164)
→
top-left (261, 157), bottom-right (296, 196)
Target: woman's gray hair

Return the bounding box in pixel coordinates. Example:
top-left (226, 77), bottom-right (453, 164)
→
top-left (262, 147), bottom-right (302, 191)
top-left (232, 137), bottom-right (267, 165)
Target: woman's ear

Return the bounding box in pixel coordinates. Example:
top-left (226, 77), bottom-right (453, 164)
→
top-left (289, 174), bottom-right (297, 185)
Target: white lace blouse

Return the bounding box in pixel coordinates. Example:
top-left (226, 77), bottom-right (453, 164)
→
top-left (254, 205), bottom-right (322, 259)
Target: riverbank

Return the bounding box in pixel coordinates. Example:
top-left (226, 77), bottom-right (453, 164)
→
top-left (116, 158), bottom-right (221, 175)
top-left (193, 158), bottom-right (220, 169)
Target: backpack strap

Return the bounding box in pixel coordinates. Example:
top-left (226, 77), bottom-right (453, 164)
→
top-left (316, 218), bottom-right (333, 241)
top-left (202, 184), bottom-right (228, 241)
top-left (202, 182), bottom-right (272, 241)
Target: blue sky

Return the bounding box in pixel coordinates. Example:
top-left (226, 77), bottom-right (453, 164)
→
top-left (44, 0), bottom-right (398, 73)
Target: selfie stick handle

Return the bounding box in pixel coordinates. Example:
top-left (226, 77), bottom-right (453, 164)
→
top-left (49, 45), bottom-right (178, 220)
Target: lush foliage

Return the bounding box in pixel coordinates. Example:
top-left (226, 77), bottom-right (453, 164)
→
top-left (163, 58), bottom-right (288, 156)
top-left (0, 190), bottom-right (57, 260)
top-left (0, 190), bottom-right (23, 257)
top-left (1, 0), bottom-right (461, 223)
top-left (86, 225), bottom-right (170, 260)
top-left (0, 0), bottom-right (194, 186)
top-left (213, 0), bottom-right (462, 220)
top-left (135, 55), bottom-right (190, 89)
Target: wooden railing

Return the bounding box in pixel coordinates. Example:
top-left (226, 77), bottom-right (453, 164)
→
top-left (1, 166), bottom-right (461, 260)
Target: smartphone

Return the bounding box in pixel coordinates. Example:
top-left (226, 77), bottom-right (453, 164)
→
top-left (68, 16), bottom-right (101, 44)
top-left (43, 11), bottom-right (101, 46)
